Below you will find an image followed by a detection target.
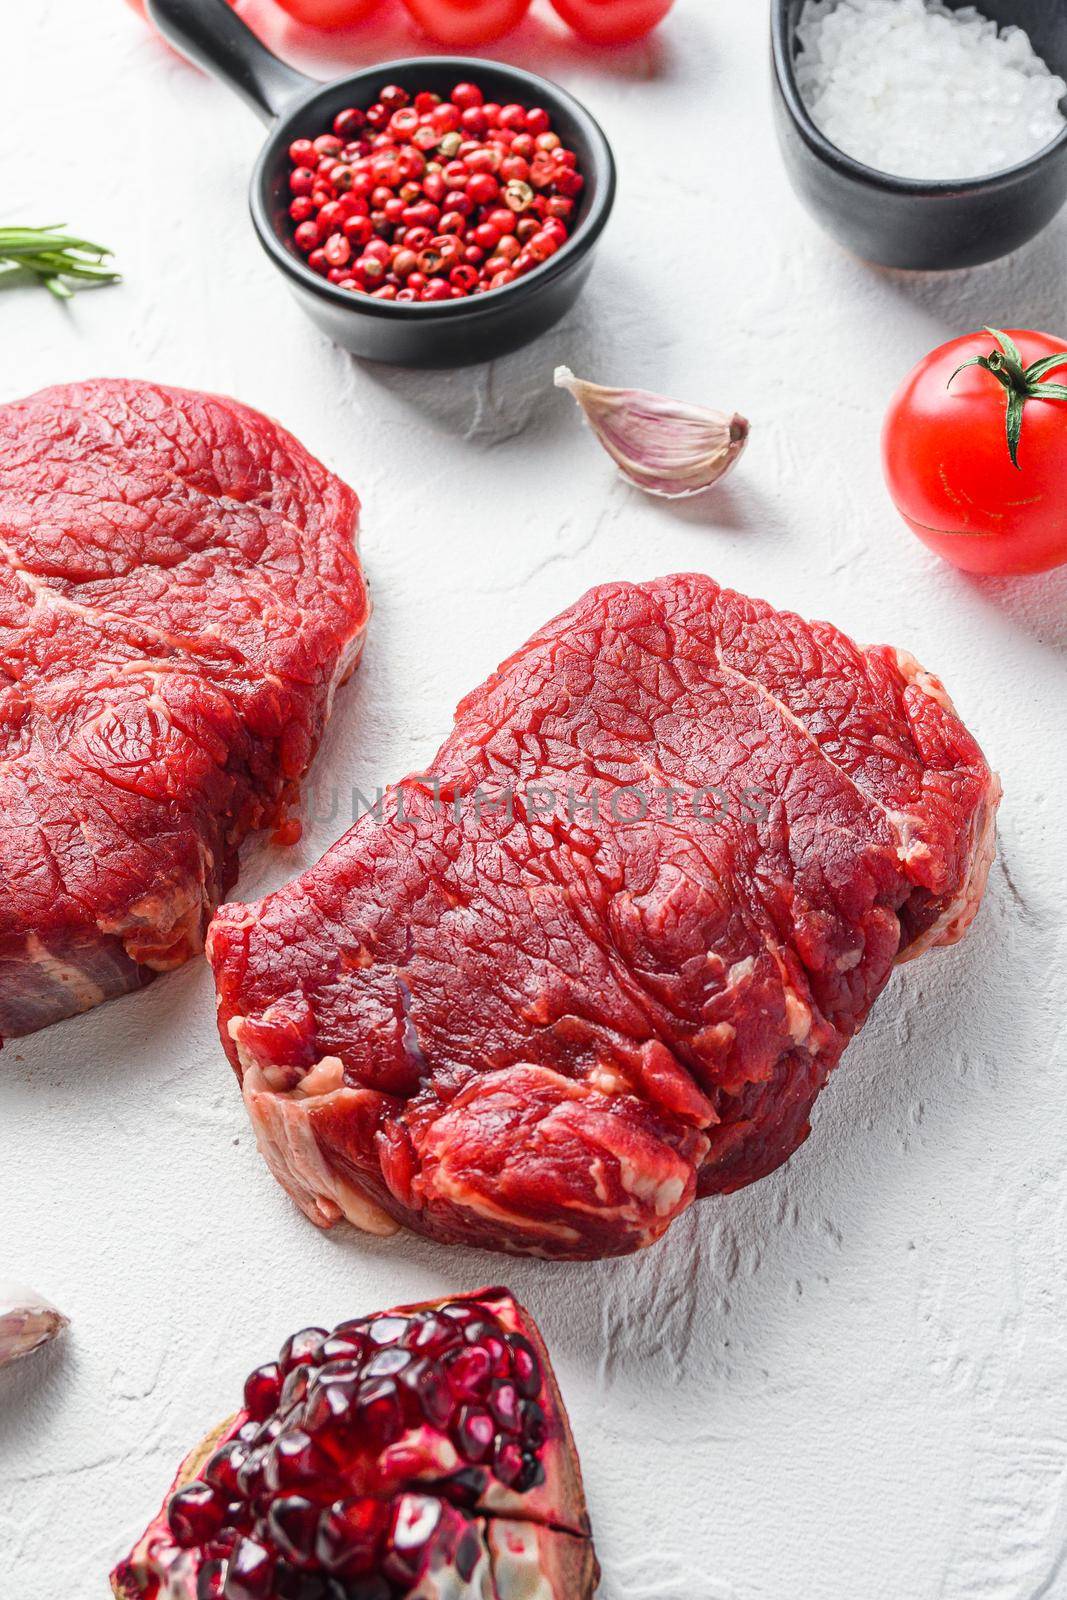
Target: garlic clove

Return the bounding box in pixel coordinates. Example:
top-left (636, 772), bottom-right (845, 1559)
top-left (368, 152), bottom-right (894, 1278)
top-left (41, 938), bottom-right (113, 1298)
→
top-left (555, 366), bottom-right (749, 499)
top-left (0, 1284), bottom-right (69, 1367)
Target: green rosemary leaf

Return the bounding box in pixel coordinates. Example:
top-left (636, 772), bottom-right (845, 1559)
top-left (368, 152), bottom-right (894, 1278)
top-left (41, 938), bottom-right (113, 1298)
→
top-left (0, 224), bottom-right (119, 297)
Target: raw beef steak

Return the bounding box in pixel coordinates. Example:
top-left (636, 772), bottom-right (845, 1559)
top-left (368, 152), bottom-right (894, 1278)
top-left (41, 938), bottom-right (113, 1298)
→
top-left (209, 575), bottom-right (999, 1260)
top-left (0, 380), bottom-right (368, 1043)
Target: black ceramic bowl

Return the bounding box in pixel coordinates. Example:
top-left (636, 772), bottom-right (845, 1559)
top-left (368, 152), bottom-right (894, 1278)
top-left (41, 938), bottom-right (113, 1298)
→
top-left (771, 0), bottom-right (1067, 270)
top-left (145, 0), bottom-right (616, 366)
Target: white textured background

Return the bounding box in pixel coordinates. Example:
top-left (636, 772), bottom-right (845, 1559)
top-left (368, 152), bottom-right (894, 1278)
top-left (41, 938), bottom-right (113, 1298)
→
top-left (2, 2), bottom-right (1067, 1597)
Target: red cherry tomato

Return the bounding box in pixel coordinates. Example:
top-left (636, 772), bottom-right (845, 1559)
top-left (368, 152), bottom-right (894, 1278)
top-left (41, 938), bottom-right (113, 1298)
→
top-left (883, 328), bottom-right (1067, 577)
top-left (548, 0), bottom-right (675, 43)
top-left (276, 0), bottom-right (384, 26)
top-left (400, 0), bottom-right (530, 45)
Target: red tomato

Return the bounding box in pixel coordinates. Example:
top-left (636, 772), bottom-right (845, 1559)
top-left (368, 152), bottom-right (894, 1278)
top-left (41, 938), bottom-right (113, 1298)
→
top-left (277, 0), bottom-right (384, 26)
top-left (883, 328), bottom-right (1067, 577)
top-left (400, 0), bottom-right (530, 45)
top-left (548, 0), bottom-right (675, 43)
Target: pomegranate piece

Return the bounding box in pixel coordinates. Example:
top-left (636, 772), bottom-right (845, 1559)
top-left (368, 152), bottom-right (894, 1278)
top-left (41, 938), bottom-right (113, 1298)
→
top-left (110, 1289), bottom-right (597, 1600)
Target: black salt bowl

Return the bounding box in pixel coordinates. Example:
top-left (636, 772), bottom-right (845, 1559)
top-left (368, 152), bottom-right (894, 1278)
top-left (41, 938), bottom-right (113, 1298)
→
top-left (771, 0), bottom-right (1067, 270)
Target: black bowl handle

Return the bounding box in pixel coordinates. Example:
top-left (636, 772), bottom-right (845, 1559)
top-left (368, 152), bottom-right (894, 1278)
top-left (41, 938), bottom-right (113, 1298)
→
top-left (145, 0), bottom-right (315, 124)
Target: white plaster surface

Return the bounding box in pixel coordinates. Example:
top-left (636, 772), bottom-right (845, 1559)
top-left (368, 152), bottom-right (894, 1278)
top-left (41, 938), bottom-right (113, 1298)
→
top-left (2, 2), bottom-right (1067, 1597)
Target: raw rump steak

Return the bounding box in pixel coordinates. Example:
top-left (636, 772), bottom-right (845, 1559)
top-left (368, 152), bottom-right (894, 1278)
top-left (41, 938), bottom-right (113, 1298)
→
top-left (209, 575), bottom-right (999, 1261)
top-left (0, 379), bottom-right (368, 1044)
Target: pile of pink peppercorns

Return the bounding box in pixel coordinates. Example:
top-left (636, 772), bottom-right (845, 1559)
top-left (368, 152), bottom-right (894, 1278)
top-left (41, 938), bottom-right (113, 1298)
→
top-left (286, 80), bottom-right (585, 302)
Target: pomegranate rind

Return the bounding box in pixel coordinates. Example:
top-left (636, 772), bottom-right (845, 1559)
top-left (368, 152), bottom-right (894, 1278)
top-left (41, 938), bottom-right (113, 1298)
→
top-left (109, 1290), bottom-right (597, 1600)
top-left (466, 1287), bottom-right (591, 1537)
top-left (110, 1418), bottom-right (239, 1599)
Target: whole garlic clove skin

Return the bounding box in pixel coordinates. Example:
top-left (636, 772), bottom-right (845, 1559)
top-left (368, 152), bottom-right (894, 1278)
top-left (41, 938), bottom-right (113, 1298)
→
top-left (555, 366), bottom-right (749, 499)
top-left (0, 1285), bottom-right (69, 1367)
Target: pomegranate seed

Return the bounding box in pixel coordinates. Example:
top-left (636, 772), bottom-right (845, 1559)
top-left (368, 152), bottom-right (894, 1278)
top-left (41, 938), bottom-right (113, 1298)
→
top-left (243, 1367), bottom-right (284, 1428)
top-left (168, 1481), bottom-right (224, 1547)
top-left (399, 1357), bottom-right (453, 1427)
top-left (316, 1495), bottom-right (389, 1574)
top-left (362, 1346), bottom-right (409, 1380)
top-left (368, 1315), bottom-right (408, 1346)
top-left (381, 1494), bottom-right (443, 1586)
top-left (266, 1428), bottom-right (327, 1491)
top-left (204, 1442), bottom-right (248, 1499)
top-left (266, 1495), bottom-right (318, 1563)
top-left (518, 1397), bottom-right (547, 1445)
top-left (509, 1336), bottom-right (542, 1398)
top-left (224, 1536), bottom-right (274, 1600)
top-left (278, 1328), bottom-right (326, 1372)
top-left (489, 1379), bottom-right (521, 1431)
top-left (454, 1405), bottom-right (494, 1463)
top-left (493, 1437), bottom-right (526, 1486)
top-left (280, 1372), bottom-right (310, 1421)
top-left (446, 1344), bottom-right (492, 1399)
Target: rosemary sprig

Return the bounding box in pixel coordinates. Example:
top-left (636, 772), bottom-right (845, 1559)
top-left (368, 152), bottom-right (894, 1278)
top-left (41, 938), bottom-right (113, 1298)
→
top-left (0, 225), bottom-right (120, 300)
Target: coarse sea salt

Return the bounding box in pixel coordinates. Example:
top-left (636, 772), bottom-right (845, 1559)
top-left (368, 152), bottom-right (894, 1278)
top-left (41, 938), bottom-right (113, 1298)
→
top-left (795, 0), bottom-right (1067, 180)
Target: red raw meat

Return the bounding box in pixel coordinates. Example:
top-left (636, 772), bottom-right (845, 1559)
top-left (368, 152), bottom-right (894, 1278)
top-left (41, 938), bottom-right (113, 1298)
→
top-left (0, 379), bottom-right (368, 1043)
top-left (209, 575), bottom-right (999, 1260)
